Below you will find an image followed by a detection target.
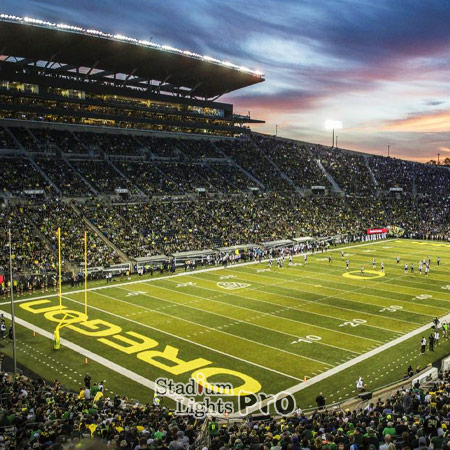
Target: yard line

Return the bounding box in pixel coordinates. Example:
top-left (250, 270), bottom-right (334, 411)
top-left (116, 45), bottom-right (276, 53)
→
top-left (110, 285), bottom-right (359, 358)
top-left (238, 266), bottom-right (438, 319)
top-left (147, 280), bottom-right (384, 344)
top-left (0, 310), bottom-right (197, 409)
top-left (0, 239), bottom-right (389, 308)
top-left (57, 294), bottom-right (304, 381)
top-left (89, 289), bottom-right (336, 367)
top-left (238, 310), bottom-right (450, 418)
top-left (197, 270), bottom-right (422, 327)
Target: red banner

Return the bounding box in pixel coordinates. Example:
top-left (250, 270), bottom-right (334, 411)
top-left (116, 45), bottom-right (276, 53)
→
top-left (367, 228), bottom-right (388, 235)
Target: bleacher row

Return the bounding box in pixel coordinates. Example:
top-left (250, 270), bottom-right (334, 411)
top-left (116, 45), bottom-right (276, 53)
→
top-left (2, 125), bottom-right (450, 196)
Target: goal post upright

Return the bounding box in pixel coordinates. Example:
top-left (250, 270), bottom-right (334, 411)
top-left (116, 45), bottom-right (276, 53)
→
top-left (57, 227), bottom-right (62, 311)
top-left (84, 231), bottom-right (88, 319)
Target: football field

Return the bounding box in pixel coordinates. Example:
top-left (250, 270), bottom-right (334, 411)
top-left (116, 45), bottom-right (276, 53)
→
top-left (2, 238), bottom-right (450, 414)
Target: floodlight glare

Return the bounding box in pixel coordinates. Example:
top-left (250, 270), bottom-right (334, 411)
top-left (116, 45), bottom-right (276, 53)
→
top-left (324, 120), bottom-right (342, 130)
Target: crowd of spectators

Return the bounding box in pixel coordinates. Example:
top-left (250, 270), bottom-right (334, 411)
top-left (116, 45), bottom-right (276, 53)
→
top-left (0, 370), bottom-right (201, 449)
top-left (8, 127), bottom-right (40, 152)
top-left (24, 201), bottom-right (121, 268)
top-left (253, 137), bottom-right (329, 189)
top-left (1, 191), bottom-right (449, 273)
top-left (71, 160), bottom-right (139, 195)
top-left (217, 140), bottom-right (293, 191)
top-left (1, 128), bottom-right (450, 274)
top-left (75, 132), bottom-right (144, 156)
top-left (34, 158), bottom-right (90, 197)
top-left (0, 158), bottom-right (51, 196)
top-left (0, 205), bottom-right (55, 274)
top-left (0, 127), bottom-right (17, 150)
top-left (317, 147), bottom-right (374, 194)
top-left (369, 157), bottom-right (415, 192)
top-left (209, 370), bottom-right (450, 450)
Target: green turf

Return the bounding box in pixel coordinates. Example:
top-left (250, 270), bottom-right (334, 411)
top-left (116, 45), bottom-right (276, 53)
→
top-left (1, 238), bottom-right (450, 413)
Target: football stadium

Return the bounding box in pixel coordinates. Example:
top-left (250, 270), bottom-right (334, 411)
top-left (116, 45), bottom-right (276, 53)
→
top-left (1, 6), bottom-right (450, 449)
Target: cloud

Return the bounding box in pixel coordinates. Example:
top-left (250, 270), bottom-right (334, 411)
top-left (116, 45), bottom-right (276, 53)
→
top-left (383, 110), bottom-right (450, 133)
top-left (2, 0), bottom-right (450, 160)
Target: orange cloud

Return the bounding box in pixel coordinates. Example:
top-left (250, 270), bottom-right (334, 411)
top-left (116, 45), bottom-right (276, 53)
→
top-left (383, 110), bottom-right (450, 132)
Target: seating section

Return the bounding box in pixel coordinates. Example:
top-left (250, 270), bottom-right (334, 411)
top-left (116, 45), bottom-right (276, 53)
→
top-left (0, 127), bottom-right (18, 149)
top-left (35, 158), bottom-right (90, 196)
top-left (254, 136), bottom-right (329, 188)
top-left (317, 147), bottom-right (375, 193)
top-left (0, 157), bottom-right (50, 194)
top-left (218, 140), bottom-right (293, 191)
top-left (369, 156), bottom-right (415, 192)
top-left (1, 125), bottom-right (450, 274)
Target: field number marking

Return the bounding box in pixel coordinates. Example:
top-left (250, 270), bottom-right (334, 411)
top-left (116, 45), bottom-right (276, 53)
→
top-left (291, 335), bottom-right (322, 345)
top-left (379, 305), bottom-right (403, 313)
top-left (339, 319), bottom-right (367, 328)
top-left (217, 282), bottom-right (250, 290)
top-left (414, 294), bottom-right (432, 300)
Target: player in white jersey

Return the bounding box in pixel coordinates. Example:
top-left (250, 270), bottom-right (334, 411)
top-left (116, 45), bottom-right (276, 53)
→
top-left (372, 258), bottom-right (376, 269)
top-left (268, 256), bottom-right (273, 267)
top-left (289, 254), bottom-right (293, 265)
top-left (346, 259), bottom-right (349, 270)
top-left (419, 262), bottom-right (422, 274)
top-left (304, 254), bottom-right (307, 263)
top-left (361, 265), bottom-right (364, 275)
top-left (380, 262), bottom-right (384, 272)
top-left (410, 263), bottom-right (414, 273)
top-left (425, 265), bottom-right (429, 276)
top-left (397, 256), bottom-right (400, 265)
top-left (404, 263), bottom-right (408, 273)
top-left (341, 250), bottom-right (344, 258)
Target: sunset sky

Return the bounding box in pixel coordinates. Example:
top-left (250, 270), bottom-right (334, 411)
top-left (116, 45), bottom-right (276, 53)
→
top-left (3, 0), bottom-right (450, 161)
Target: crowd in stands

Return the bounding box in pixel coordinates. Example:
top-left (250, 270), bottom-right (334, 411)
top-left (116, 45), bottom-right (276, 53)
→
top-left (253, 137), bottom-right (329, 189)
top-left (0, 370), bottom-right (201, 449)
top-left (24, 201), bottom-right (121, 268)
top-left (70, 160), bottom-right (138, 195)
top-left (75, 132), bottom-right (144, 156)
top-left (8, 127), bottom-right (40, 152)
top-left (0, 158), bottom-right (50, 196)
top-left (0, 205), bottom-right (55, 274)
top-left (209, 369), bottom-right (450, 450)
top-left (217, 140), bottom-right (293, 191)
top-left (317, 147), bottom-right (374, 194)
top-left (1, 126), bottom-right (450, 275)
top-left (369, 157), bottom-right (415, 192)
top-left (0, 127), bottom-right (16, 149)
top-left (34, 158), bottom-right (90, 197)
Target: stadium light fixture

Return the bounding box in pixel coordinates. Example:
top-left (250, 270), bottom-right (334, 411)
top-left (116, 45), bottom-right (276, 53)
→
top-left (324, 120), bottom-right (342, 148)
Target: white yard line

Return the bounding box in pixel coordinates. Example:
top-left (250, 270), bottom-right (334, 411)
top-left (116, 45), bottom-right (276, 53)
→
top-left (0, 310), bottom-right (196, 408)
top-left (0, 239), bottom-right (389, 308)
top-left (82, 288), bottom-right (334, 368)
top-left (238, 310), bottom-right (450, 417)
top-left (58, 295), bottom-right (302, 382)
top-left (154, 280), bottom-right (384, 344)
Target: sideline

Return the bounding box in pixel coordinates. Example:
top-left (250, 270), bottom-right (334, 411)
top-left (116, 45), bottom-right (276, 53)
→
top-left (0, 238), bottom-right (389, 307)
top-left (0, 311), bottom-right (196, 408)
top-left (239, 311), bottom-right (450, 417)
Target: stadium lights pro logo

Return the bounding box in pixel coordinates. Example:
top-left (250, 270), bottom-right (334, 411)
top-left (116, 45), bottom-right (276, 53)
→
top-left (156, 377), bottom-right (297, 418)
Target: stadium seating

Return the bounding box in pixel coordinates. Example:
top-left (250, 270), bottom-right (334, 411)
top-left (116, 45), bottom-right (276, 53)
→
top-left (1, 125), bottom-right (450, 276)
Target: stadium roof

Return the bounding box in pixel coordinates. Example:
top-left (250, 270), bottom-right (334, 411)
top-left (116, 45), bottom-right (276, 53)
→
top-left (0, 15), bottom-right (265, 99)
